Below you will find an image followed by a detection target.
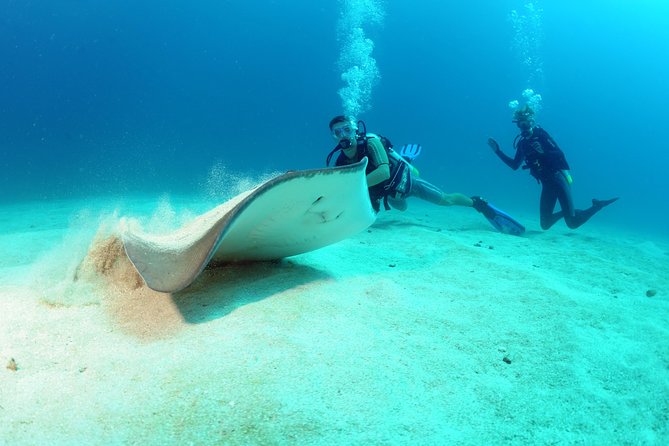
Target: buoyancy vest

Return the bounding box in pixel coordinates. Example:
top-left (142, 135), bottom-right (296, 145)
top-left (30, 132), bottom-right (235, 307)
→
top-left (514, 126), bottom-right (570, 181)
top-left (327, 133), bottom-right (412, 211)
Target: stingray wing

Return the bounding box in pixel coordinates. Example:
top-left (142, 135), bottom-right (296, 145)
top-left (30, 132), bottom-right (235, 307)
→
top-left (121, 159), bottom-right (375, 293)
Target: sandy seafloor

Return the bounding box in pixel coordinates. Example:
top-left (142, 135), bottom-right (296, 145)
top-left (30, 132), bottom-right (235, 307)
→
top-left (1, 194), bottom-right (668, 446)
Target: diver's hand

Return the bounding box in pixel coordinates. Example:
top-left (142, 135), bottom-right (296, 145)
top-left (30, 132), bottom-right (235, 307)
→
top-left (487, 137), bottom-right (500, 153)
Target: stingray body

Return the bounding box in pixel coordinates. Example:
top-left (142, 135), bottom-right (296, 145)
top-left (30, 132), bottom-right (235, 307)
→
top-left (121, 159), bottom-right (376, 293)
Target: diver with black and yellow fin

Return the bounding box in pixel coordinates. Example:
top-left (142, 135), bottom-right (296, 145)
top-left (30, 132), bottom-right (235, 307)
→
top-left (488, 103), bottom-right (618, 230)
top-left (326, 115), bottom-right (525, 235)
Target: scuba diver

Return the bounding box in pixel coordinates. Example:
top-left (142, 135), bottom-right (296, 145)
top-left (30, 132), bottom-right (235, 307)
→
top-left (326, 115), bottom-right (525, 235)
top-left (487, 104), bottom-right (618, 230)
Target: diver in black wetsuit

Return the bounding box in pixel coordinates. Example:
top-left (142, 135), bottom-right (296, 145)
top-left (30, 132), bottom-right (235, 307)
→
top-left (487, 105), bottom-right (618, 230)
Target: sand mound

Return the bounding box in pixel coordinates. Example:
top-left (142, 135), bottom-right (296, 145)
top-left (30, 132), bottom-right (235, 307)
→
top-left (74, 234), bottom-right (143, 291)
top-left (69, 230), bottom-right (187, 340)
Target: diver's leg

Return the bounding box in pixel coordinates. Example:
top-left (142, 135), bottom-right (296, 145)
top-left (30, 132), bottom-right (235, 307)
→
top-left (564, 207), bottom-right (597, 229)
top-left (562, 191), bottom-right (618, 229)
top-left (551, 172), bottom-right (600, 229)
top-left (410, 178), bottom-right (473, 207)
top-left (440, 192), bottom-right (474, 206)
top-left (539, 179), bottom-right (563, 230)
top-left (556, 172), bottom-right (615, 229)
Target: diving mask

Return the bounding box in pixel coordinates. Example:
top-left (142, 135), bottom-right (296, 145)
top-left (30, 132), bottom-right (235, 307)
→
top-left (332, 125), bottom-right (356, 139)
top-left (515, 119), bottom-right (533, 137)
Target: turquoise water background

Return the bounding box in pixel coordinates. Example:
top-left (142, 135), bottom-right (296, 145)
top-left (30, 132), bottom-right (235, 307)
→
top-left (1, 1), bottom-right (667, 235)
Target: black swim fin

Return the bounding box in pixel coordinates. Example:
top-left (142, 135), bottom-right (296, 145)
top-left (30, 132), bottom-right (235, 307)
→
top-left (471, 196), bottom-right (525, 236)
top-left (592, 197), bottom-right (619, 210)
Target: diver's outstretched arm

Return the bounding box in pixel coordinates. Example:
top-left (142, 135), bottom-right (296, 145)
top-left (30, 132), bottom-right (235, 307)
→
top-left (488, 137), bottom-right (522, 170)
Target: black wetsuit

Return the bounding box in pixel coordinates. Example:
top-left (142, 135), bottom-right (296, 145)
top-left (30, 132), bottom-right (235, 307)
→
top-left (495, 126), bottom-right (600, 230)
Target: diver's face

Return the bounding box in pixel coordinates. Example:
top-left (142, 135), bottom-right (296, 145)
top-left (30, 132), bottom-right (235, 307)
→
top-left (331, 122), bottom-right (357, 149)
top-left (516, 119), bottom-right (533, 136)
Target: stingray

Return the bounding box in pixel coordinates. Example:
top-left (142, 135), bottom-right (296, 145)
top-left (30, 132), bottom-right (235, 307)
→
top-left (121, 159), bottom-right (376, 293)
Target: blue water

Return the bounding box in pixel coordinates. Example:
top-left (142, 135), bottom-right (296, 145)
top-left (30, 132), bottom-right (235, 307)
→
top-left (2, 0), bottom-right (667, 235)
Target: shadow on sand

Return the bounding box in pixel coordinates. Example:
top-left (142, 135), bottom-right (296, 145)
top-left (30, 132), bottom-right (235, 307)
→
top-left (84, 235), bottom-right (334, 339)
top-left (371, 219), bottom-right (444, 232)
top-left (170, 259), bottom-right (333, 324)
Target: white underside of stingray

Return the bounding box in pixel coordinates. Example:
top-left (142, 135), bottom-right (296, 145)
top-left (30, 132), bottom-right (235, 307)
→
top-left (120, 159), bottom-right (375, 293)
